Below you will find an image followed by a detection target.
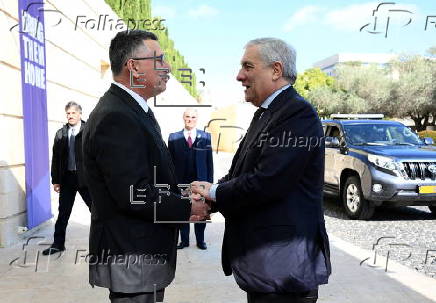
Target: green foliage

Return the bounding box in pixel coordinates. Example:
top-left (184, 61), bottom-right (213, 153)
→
top-left (335, 63), bottom-right (392, 114)
top-left (389, 55), bottom-right (435, 130)
top-left (418, 130), bottom-right (436, 143)
top-left (299, 55), bottom-right (436, 130)
top-left (105, 0), bottom-right (199, 98)
top-left (307, 86), bottom-right (368, 118)
top-left (294, 68), bottom-right (335, 99)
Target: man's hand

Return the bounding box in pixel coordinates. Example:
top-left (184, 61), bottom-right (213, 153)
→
top-left (189, 193), bottom-right (210, 221)
top-left (190, 181), bottom-right (212, 200)
top-left (53, 184), bottom-right (60, 193)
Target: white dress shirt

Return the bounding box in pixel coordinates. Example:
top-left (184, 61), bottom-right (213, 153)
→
top-left (68, 120), bottom-right (81, 141)
top-left (183, 128), bottom-right (197, 143)
top-left (113, 81), bottom-right (149, 113)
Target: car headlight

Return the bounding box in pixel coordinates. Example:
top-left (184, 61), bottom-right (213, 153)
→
top-left (368, 154), bottom-right (397, 171)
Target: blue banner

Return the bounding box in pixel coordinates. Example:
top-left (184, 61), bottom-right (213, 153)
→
top-left (18, 0), bottom-right (52, 228)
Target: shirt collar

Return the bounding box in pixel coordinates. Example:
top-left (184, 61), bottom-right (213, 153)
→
top-left (69, 120), bottom-right (81, 131)
top-left (260, 84), bottom-right (291, 109)
top-left (184, 128), bottom-right (197, 135)
top-left (113, 81), bottom-right (149, 113)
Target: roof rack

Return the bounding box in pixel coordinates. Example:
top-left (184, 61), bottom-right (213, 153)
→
top-left (330, 114), bottom-right (384, 120)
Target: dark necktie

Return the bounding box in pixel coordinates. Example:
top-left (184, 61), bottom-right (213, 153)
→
top-left (68, 128), bottom-right (76, 170)
top-left (242, 107), bottom-right (267, 149)
top-left (187, 133), bottom-right (193, 148)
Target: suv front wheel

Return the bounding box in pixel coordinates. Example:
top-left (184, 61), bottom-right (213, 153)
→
top-left (342, 176), bottom-right (375, 220)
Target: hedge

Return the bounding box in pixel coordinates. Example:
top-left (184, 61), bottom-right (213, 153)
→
top-left (418, 130), bottom-right (436, 143)
top-left (105, 0), bottom-right (199, 98)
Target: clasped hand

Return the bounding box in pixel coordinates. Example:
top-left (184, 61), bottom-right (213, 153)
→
top-left (187, 181), bottom-right (213, 221)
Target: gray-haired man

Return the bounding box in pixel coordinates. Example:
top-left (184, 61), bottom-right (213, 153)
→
top-left (43, 101), bottom-right (91, 256)
top-left (192, 38), bottom-right (331, 303)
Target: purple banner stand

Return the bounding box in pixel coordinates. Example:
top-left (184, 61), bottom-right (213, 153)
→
top-left (18, 0), bottom-right (52, 229)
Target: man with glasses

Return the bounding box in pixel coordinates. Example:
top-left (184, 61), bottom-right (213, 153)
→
top-left (82, 30), bottom-right (210, 303)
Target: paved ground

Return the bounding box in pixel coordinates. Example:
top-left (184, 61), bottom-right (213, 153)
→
top-left (324, 197), bottom-right (436, 279)
top-left (0, 200), bottom-right (435, 303)
top-left (1, 152), bottom-right (435, 302)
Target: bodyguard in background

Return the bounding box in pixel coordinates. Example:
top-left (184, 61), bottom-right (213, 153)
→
top-left (43, 101), bottom-right (91, 256)
top-left (168, 109), bottom-right (213, 250)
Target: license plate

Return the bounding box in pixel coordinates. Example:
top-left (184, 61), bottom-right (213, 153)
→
top-left (419, 185), bottom-right (436, 194)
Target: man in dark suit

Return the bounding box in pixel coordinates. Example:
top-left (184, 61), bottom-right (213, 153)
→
top-left (43, 101), bottom-right (91, 256)
top-left (168, 109), bottom-right (213, 250)
top-left (192, 38), bottom-right (331, 303)
top-left (82, 30), bottom-right (209, 303)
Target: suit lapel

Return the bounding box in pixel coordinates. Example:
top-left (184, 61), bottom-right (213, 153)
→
top-left (232, 111), bottom-right (271, 177)
top-left (109, 84), bottom-right (163, 147)
top-left (231, 86), bottom-right (297, 178)
top-left (109, 84), bottom-right (177, 178)
top-left (193, 131), bottom-right (202, 147)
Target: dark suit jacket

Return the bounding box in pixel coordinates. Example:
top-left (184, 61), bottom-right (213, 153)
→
top-left (82, 84), bottom-right (191, 289)
top-left (215, 86), bottom-right (331, 293)
top-left (167, 129), bottom-right (213, 184)
top-left (51, 120), bottom-right (86, 186)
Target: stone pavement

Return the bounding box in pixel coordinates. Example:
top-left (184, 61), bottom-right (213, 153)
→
top-left (0, 196), bottom-right (435, 303)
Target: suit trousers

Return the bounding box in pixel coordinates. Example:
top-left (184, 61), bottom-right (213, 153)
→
top-left (179, 222), bottom-right (206, 245)
top-left (53, 171), bottom-right (91, 247)
top-left (109, 288), bottom-right (165, 303)
top-left (246, 289), bottom-right (318, 303)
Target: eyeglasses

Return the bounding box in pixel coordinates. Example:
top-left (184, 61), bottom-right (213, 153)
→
top-left (126, 52), bottom-right (166, 65)
top-left (130, 53), bottom-right (165, 63)
top-left (125, 53), bottom-right (168, 71)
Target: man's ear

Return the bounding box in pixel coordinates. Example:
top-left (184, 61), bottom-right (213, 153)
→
top-left (126, 59), bottom-right (141, 78)
top-left (272, 61), bottom-right (283, 81)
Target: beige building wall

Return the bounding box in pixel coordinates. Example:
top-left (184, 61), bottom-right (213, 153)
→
top-left (207, 103), bottom-right (254, 153)
top-left (0, 0), bottom-right (119, 247)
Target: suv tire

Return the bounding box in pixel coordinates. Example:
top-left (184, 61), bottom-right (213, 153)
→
top-left (429, 206), bottom-right (436, 216)
top-left (342, 176), bottom-right (375, 220)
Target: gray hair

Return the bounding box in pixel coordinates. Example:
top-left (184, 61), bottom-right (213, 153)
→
top-left (245, 38), bottom-right (297, 84)
top-left (183, 108), bottom-right (198, 115)
top-left (65, 101), bottom-right (82, 113)
top-left (109, 30), bottom-right (158, 76)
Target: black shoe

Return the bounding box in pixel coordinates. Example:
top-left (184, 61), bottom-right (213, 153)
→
top-left (177, 242), bottom-right (189, 249)
top-left (197, 242), bottom-right (207, 250)
top-left (42, 245), bottom-right (65, 256)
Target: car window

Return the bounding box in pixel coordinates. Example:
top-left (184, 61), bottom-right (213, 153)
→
top-left (344, 124), bottom-right (423, 145)
top-left (327, 126), bottom-right (341, 139)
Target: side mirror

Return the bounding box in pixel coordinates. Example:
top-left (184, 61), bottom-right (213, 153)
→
top-left (424, 137), bottom-right (434, 145)
top-left (325, 136), bottom-right (340, 148)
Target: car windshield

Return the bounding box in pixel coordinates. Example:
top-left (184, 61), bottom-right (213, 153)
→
top-left (343, 124), bottom-right (423, 146)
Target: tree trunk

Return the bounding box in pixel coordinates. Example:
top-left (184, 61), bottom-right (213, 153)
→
top-left (428, 113), bottom-right (436, 126)
top-left (423, 115), bottom-right (429, 129)
top-left (411, 115), bottom-right (426, 132)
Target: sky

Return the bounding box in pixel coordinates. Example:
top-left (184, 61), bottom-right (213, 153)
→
top-left (151, 0), bottom-right (436, 105)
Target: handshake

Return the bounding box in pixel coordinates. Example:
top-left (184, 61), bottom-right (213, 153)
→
top-left (186, 181), bottom-right (213, 222)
